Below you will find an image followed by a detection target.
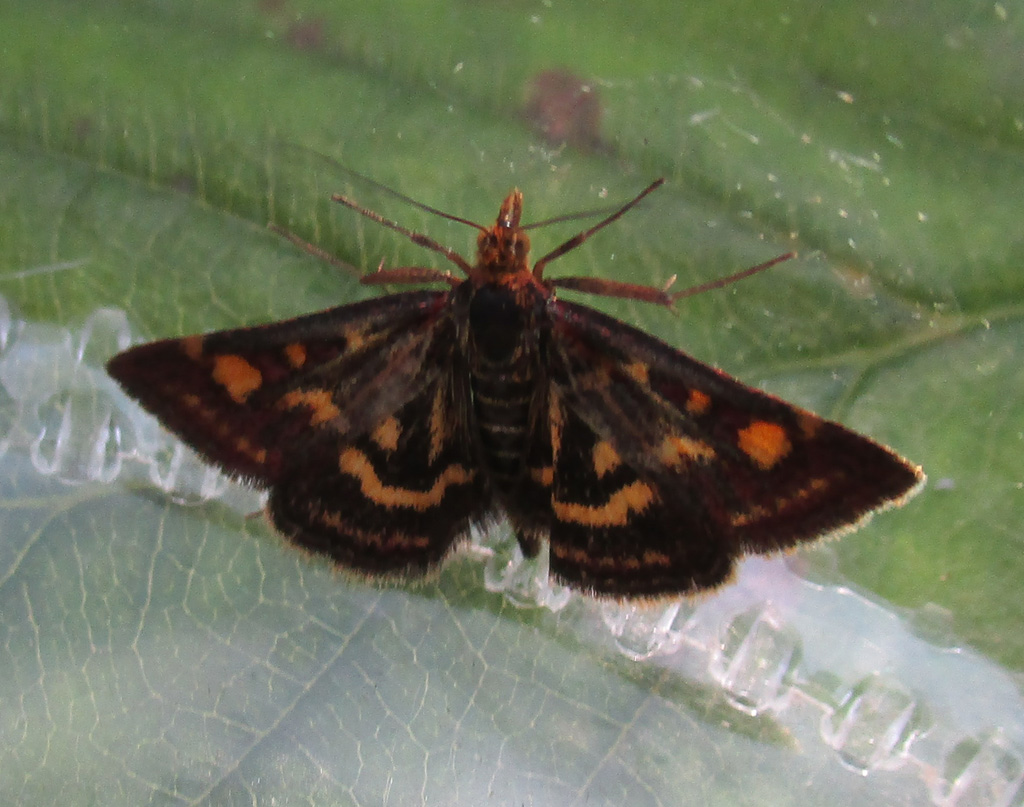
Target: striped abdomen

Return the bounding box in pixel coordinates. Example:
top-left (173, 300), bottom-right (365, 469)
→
top-left (465, 283), bottom-right (544, 486)
top-left (471, 353), bottom-right (535, 484)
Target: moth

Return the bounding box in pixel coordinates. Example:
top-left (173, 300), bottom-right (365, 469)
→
top-left (107, 179), bottom-right (924, 598)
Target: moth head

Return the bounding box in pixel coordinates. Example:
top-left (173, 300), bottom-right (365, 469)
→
top-left (476, 189), bottom-right (531, 275)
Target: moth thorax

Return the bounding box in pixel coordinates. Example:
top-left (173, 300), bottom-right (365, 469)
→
top-left (468, 284), bottom-right (528, 362)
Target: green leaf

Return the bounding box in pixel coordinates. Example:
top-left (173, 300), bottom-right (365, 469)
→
top-left (2, 0), bottom-right (1022, 805)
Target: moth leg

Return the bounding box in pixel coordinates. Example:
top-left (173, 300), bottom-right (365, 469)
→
top-left (547, 253), bottom-right (794, 308)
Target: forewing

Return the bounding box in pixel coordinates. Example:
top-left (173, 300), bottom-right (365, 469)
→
top-left (107, 291), bottom-right (449, 483)
top-left (541, 299), bottom-right (923, 597)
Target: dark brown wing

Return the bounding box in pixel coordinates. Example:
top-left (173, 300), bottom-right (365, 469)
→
top-left (108, 290), bottom-right (493, 576)
top-left (108, 292), bottom-right (448, 483)
top-left (537, 299), bottom-right (923, 597)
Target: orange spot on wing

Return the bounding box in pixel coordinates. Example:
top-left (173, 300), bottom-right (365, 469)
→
top-left (592, 440), bottom-right (621, 477)
top-left (549, 390), bottom-right (565, 458)
top-left (659, 434), bottom-right (716, 466)
top-left (737, 420), bottom-right (792, 470)
top-left (729, 505), bottom-right (770, 527)
top-left (212, 354), bottom-right (263, 403)
top-left (280, 389), bottom-right (342, 426)
top-left (371, 416), bottom-right (402, 452)
top-left (553, 480), bottom-right (655, 527)
top-left (343, 325), bottom-right (366, 351)
top-left (642, 549), bottom-right (672, 567)
top-left (428, 387), bottom-right (448, 464)
top-left (339, 448), bottom-right (474, 510)
top-left (284, 342), bottom-right (307, 368)
top-left (550, 543), bottom-right (590, 564)
top-left (685, 389), bottom-right (711, 415)
top-left (624, 361), bottom-right (649, 384)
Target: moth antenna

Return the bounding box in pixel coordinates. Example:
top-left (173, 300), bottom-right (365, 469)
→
top-left (324, 167), bottom-right (489, 233)
top-left (331, 193), bottom-right (476, 275)
top-left (524, 204), bottom-right (624, 231)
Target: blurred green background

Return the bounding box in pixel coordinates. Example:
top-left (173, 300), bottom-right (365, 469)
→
top-left (1, 0), bottom-right (1021, 805)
